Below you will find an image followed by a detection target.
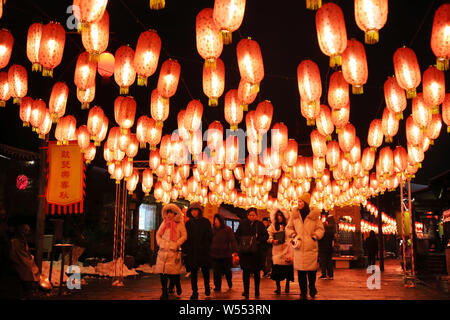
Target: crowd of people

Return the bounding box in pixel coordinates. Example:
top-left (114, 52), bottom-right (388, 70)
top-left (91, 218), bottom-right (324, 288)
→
top-left (155, 192), bottom-right (339, 300)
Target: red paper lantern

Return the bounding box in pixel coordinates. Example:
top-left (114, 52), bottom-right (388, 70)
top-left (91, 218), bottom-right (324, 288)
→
top-left (354, 0), bottom-right (388, 44)
top-left (20, 97), bottom-right (33, 126)
top-left (310, 130), bottom-right (327, 158)
top-left (77, 85), bottom-right (95, 110)
top-left (38, 22), bottom-right (65, 77)
top-left (379, 146), bottom-right (393, 176)
top-left (348, 136), bottom-right (361, 163)
top-left (331, 103), bottom-right (350, 132)
top-left (297, 60), bottom-right (322, 109)
top-left (26, 23), bottom-right (43, 72)
top-left (136, 115), bottom-right (151, 147)
top-left (0, 71), bottom-right (10, 106)
top-left (328, 71), bottom-right (349, 110)
top-left (126, 134), bottom-right (139, 160)
top-left (316, 104), bottom-right (334, 140)
top-left (236, 38), bottom-right (264, 90)
top-left (79, 0), bottom-right (108, 25)
top-left (393, 146), bottom-right (408, 173)
top-left (361, 147), bottom-right (376, 173)
top-left (442, 94), bottom-right (450, 132)
top-left (326, 140), bottom-right (340, 170)
top-left (134, 30), bottom-right (161, 86)
top-left (255, 100), bottom-right (273, 135)
top-left (283, 139), bottom-right (298, 168)
top-left (56, 115), bottom-right (77, 144)
top-left (74, 51), bottom-right (97, 91)
top-left (431, 4), bottom-right (450, 70)
top-left (184, 99), bottom-right (203, 133)
top-left (49, 81), bottom-right (68, 122)
top-left (98, 52), bottom-right (114, 77)
top-left (412, 93), bottom-right (432, 129)
top-left (157, 59), bottom-right (181, 99)
top-left (8, 64), bottom-right (27, 104)
top-left (149, 150), bottom-right (161, 170)
top-left (0, 29), bottom-right (13, 69)
top-left (225, 135), bottom-right (239, 169)
top-left (118, 130), bottom-right (131, 152)
top-left (393, 47), bottom-right (421, 99)
top-left (30, 99), bottom-right (46, 130)
top-left (381, 108), bottom-right (399, 143)
top-left (147, 118), bottom-right (162, 150)
top-left (213, 0), bottom-right (246, 44)
top-left (87, 106), bottom-right (104, 143)
top-left (224, 89), bottom-right (243, 131)
top-left (338, 123), bottom-right (356, 153)
top-left (245, 110), bottom-right (258, 141)
top-left (150, 88), bottom-right (169, 127)
top-left (425, 113), bottom-right (442, 142)
top-left (77, 125), bottom-right (91, 150)
top-left (114, 46), bottom-right (136, 95)
top-left (37, 109), bottom-right (52, 139)
top-left (196, 8), bottom-right (223, 64)
top-left (384, 76), bottom-right (407, 119)
top-left (142, 169), bottom-right (154, 194)
top-left (81, 10), bottom-right (109, 58)
top-left (207, 121), bottom-right (224, 152)
top-left (422, 65), bottom-right (445, 114)
top-left (160, 134), bottom-right (172, 162)
top-left (189, 129), bottom-right (203, 159)
top-left (177, 109), bottom-right (190, 142)
top-left (406, 115), bottom-right (423, 146)
top-left (238, 79), bottom-right (258, 111)
top-left (367, 119), bottom-right (383, 150)
top-left (271, 122), bottom-right (288, 153)
top-left (114, 96), bottom-right (136, 133)
top-left (107, 126), bottom-right (121, 151)
top-left (203, 58), bottom-right (225, 107)
top-left (315, 2), bottom-right (347, 67)
top-left (407, 143), bottom-right (424, 165)
top-left (341, 39), bottom-right (368, 94)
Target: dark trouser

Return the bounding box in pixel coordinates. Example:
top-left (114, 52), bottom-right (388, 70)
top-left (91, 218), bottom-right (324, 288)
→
top-left (190, 266), bottom-right (210, 294)
top-left (319, 252), bottom-right (334, 277)
top-left (212, 258), bottom-right (232, 290)
top-left (263, 247), bottom-right (272, 275)
top-left (368, 253), bottom-right (376, 267)
top-left (242, 269), bottom-right (260, 295)
top-left (297, 270), bottom-right (317, 296)
top-left (160, 274), bottom-right (181, 294)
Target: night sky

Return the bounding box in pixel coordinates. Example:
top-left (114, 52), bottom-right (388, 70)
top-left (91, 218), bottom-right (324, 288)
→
top-left (0, 0), bottom-right (449, 186)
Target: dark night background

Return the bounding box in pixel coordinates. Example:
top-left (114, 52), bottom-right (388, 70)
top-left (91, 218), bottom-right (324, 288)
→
top-left (0, 0), bottom-right (449, 186)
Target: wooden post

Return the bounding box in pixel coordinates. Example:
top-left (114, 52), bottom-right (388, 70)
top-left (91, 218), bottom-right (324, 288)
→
top-left (35, 137), bottom-right (48, 272)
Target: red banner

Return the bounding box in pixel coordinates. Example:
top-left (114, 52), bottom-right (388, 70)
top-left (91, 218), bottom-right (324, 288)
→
top-left (46, 141), bottom-right (85, 214)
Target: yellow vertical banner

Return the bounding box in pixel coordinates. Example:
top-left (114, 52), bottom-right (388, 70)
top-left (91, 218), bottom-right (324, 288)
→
top-left (46, 141), bottom-right (85, 215)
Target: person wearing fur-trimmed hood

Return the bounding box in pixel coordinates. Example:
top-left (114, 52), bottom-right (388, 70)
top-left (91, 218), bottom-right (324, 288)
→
top-left (154, 203), bottom-right (187, 300)
top-left (286, 193), bottom-right (324, 300)
top-left (267, 208), bottom-right (294, 294)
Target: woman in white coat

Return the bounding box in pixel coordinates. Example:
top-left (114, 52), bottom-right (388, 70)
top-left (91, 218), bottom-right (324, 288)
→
top-left (286, 193), bottom-right (324, 300)
top-left (267, 209), bottom-right (294, 294)
top-left (154, 203), bottom-right (187, 300)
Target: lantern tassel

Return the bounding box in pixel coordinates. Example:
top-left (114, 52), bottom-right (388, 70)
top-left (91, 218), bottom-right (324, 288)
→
top-left (365, 30), bottom-right (379, 45)
top-left (81, 103), bottom-right (90, 110)
top-left (447, 126), bottom-right (450, 133)
top-left (208, 98), bottom-right (218, 107)
top-left (329, 55), bottom-right (342, 68)
top-left (240, 103), bottom-right (248, 112)
top-left (0, 101), bottom-right (5, 107)
top-left (119, 86), bottom-right (129, 95)
top-left (385, 136), bottom-right (393, 143)
top-left (137, 75), bottom-right (148, 87)
top-left (140, 142), bottom-right (146, 149)
top-left (306, 0), bottom-right (322, 10)
top-left (13, 98), bottom-right (21, 105)
top-left (352, 85), bottom-right (363, 95)
top-left (205, 58), bottom-right (217, 69)
top-left (395, 112), bottom-right (404, 120)
top-left (220, 30), bottom-right (232, 45)
top-left (406, 88), bottom-right (416, 99)
top-left (436, 57), bottom-right (449, 71)
top-left (42, 68), bottom-right (53, 78)
top-left (431, 106), bottom-right (439, 115)
top-left (149, 0), bottom-right (165, 10)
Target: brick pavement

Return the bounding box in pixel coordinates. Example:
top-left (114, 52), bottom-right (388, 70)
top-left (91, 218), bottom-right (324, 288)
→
top-left (45, 259), bottom-right (450, 300)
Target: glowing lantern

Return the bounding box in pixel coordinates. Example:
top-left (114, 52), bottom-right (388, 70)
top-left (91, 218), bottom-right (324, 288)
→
top-left (443, 94), bottom-right (450, 132)
top-left (425, 114), bottom-right (442, 143)
top-left (196, 8), bottom-right (223, 65)
top-left (77, 125), bottom-right (91, 150)
top-left (19, 97), bottom-right (33, 126)
top-left (126, 169), bottom-right (139, 194)
top-left (147, 118), bottom-right (162, 150)
top-left (407, 143), bottom-right (424, 165)
top-left (331, 104), bottom-right (350, 132)
top-left (81, 10), bottom-right (109, 59)
top-left (98, 52), bottom-right (114, 77)
top-left (107, 126), bottom-right (121, 151)
top-left (381, 108), bottom-right (399, 143)
top-left (207, 121), bottom-right (224, 153)
top-left (311, 130), bottom-right (327, 158)
top-left (157, 59), bottom-right (181, 99)
top-left (213, 0), bottom-right (246, 44)
top-left (393, 146), bottom-right (408, 173)
top-left (184, 99), bottom-right (203, 132)
top-left (379, 147), bottom-right (393, 176)
top-left (114, 46), bottom-right (136, 94)
top-left (77, 85), bottom-right (95, 109)
top-left (203, 58), bottom-right (225, 106)
top-left (56, 115), bottom-right (77, 145)
top-left (354, 0), bottom-right (388, 44)
top-left (96, 116), bottom-right (108, 146)
top-left (37, 109), bottom-right (52, 139)
top-left (412, 93), bottom-right (432, 129)
top-left (406, 115), bottom-right (423, 146)
top-left (315, 2), bottom-right (347, 67)
top-left (189, 130), bottom-right (203, 160)
top-left (238, 79), bottom-right (258, 111)
top-left (150, 88), bottom-right (169, 128)
top-left (49, 82), bottom-right (68, 122)
top-left (118, 130), bottom-right (131, 152)
top-left (134, 30), bottom-right (161, 86)
top-left (126, 134), bottom-right (139, 160)
top-left (271, 122), bottom-right (288, 153)
top-left (255, 100), bottom-right (273, 135)
top-left (341, 39), bottom-right (368, 94)
top-left (422, 65), bottom-right (445, 114)
top-left (225, 135), bottom-right (239, 169)
top-left (79, 0), bottom-right (108, 26)
top-left (38, 22), bottom-right (65, 77)
top-left (149, 150), bottom-right (161, 170)
top-left (177, 109), bottom-right (190, 142)
top-left (30, 99), bottom-right (46, 130)
top-left (300, 98), bottom-right (320, 126)
top-left (136, 116), bottom-right (151, 148)
top-left (26, 23), bottom-right (43, 72)
top-left (8, 64), bottom-right (27, 104)
top-left (297, 60), bottom-right (322, 110)
top-left (384, 76), bottom-right (407, 119)
top-left (348, 136), bottom-right (361, 163)
top-left (224, 89), bottom-right (243, 130)
top-left (367, 119), bottom-right (383, 150)
top-left (87, 106), bottom-right (104, 142)
top-left (74, 52), bottom-right (97, 92)
top-left (361, 147), bottom-right (375, 173)
top-left (393, 47), bottom-right (421, 99)
top-left (316, 104), bottom-right (334, 140)
top-left (338, 123), bottom-right (356, 154)
top-left (326, 140), bottom-right (340, 170)
top-left (328, 71), bottom-right (349, 110)
top-left (236, 38), bottom-right (264, 91)
top-left (0, 29), bottom-right (13, 69)
top-left (283, 139), bottom-right (298, 168)
top-left (431, 4), bottom-right (450, 70)
top-left (0, 71), bottom-right (9, 106)
top-left (159, 135), bottom-right (172, 162)
top-left (114, 96), bottom-right (136, 133)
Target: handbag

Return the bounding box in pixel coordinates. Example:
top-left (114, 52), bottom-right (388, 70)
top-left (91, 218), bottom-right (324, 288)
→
top-left (239, 226), bottom-right (259, 254)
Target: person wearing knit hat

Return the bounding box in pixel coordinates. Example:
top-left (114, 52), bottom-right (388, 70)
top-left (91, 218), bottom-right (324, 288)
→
top-left (183, 202), bottom-right (213, 300)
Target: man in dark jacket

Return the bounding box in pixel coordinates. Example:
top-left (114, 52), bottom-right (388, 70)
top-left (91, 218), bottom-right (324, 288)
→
top-left (319, 215), bottom-right (336, 279)
top-left (365, 230), bottom-right (378, 266)
top-left (183, 202), bottom-right (213, 300)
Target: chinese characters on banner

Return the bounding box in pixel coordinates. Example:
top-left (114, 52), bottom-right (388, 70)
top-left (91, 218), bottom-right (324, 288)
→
top-left (46, 141), bottom-right (85, 214)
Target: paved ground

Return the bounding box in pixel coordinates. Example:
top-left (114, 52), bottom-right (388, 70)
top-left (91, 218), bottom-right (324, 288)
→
top-left (40, 259), bottom-right (450, 300)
